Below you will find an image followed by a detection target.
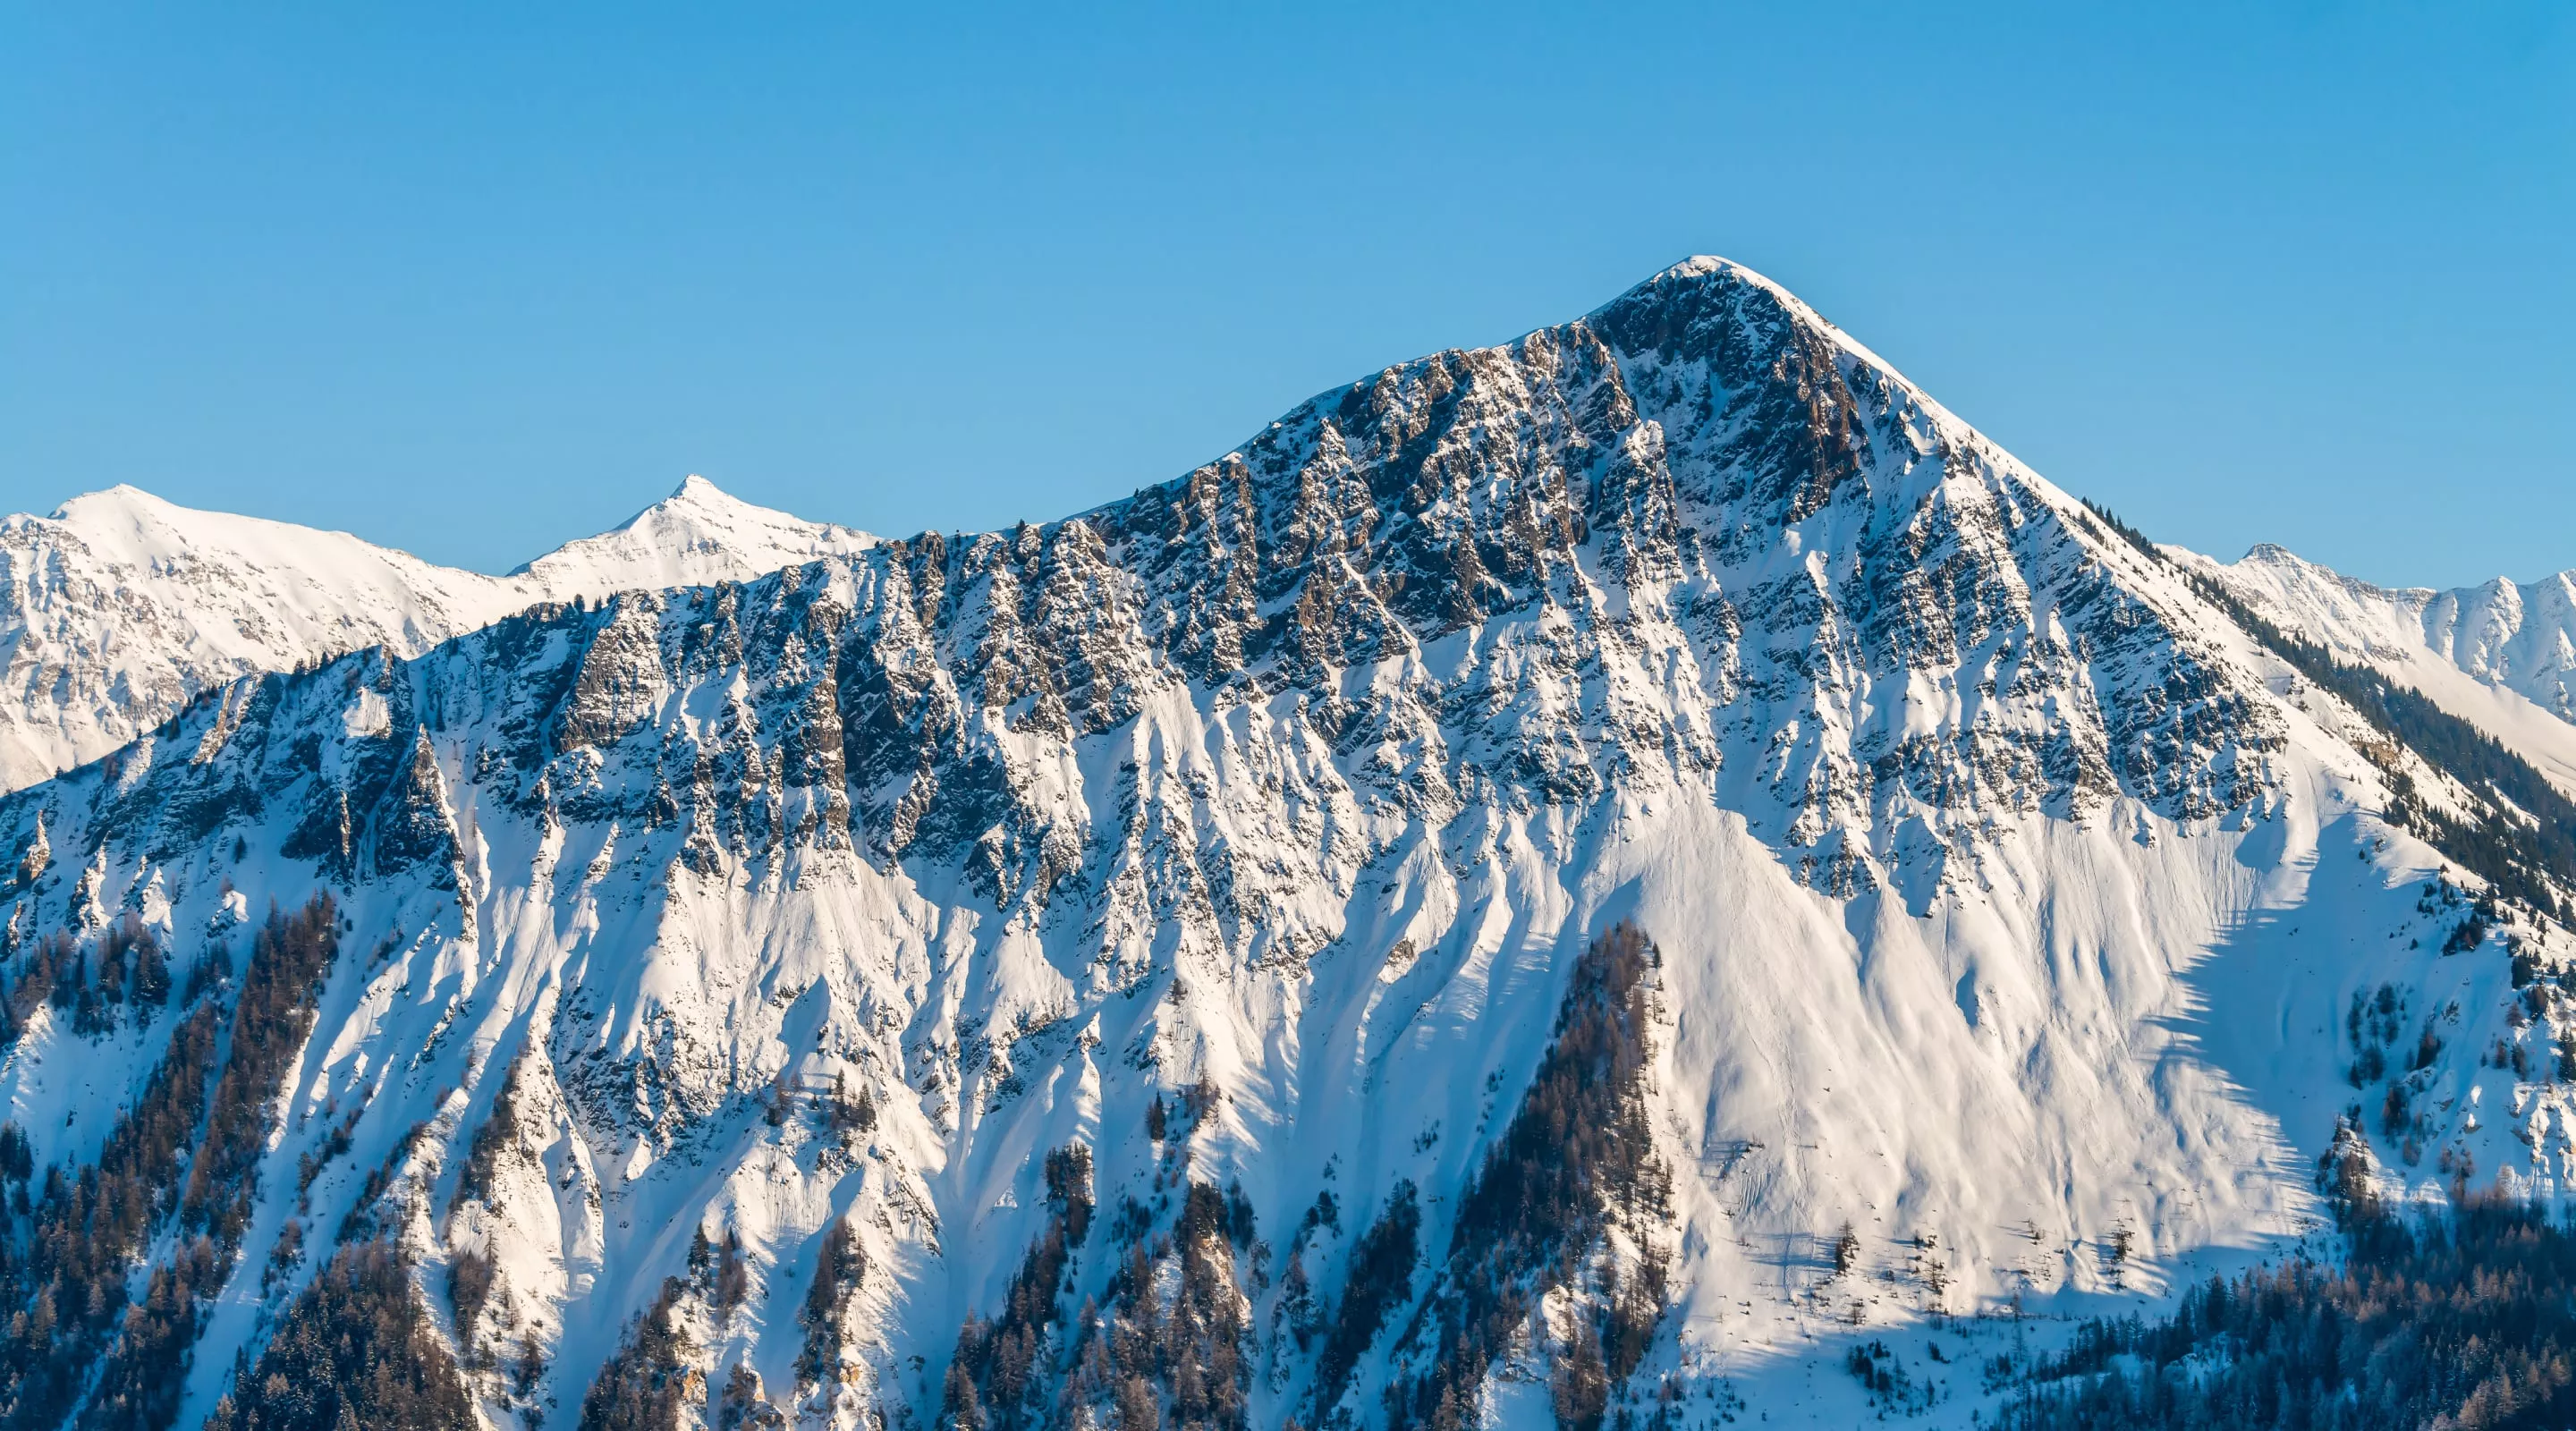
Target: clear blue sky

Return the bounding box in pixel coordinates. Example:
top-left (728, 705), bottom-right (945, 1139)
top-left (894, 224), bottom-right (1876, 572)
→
top-left (4, 4), bottom-right (2570, 588)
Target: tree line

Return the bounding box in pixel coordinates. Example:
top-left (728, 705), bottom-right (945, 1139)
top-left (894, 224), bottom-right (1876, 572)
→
top-left (2000, 1177), bottom-right (2576, 1428)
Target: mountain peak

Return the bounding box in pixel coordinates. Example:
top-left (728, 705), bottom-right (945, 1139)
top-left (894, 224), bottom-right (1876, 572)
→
top-left (1580, 252), bottom-right (1919, 426)
top-left (607, 472), bottom-right (775, 531)
top-left (1646, 252), bottom-right (1775, 292)
top-left (512, 474), bottom-right (871, 588)
top-left (664, 472), bottom-right (741, 507)
top-left (1607, 253), bottom-right (1824, 319)
top-left (48, 483), bottom-right (192, 533)
top-left (0, 473), bottom-right (877, 793)
top-left (31, 483), bottom-right (441, 577)
top-left (51, 481), bottom-right (166, 514)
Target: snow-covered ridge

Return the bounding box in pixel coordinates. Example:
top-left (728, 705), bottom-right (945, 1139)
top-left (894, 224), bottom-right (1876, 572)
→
top-left (2180, 542), bottom-right (2576, 794)
top-left (0, 256), bottom-right (2567, 1430)
top-left (0, 476), bottom-right (870, 793)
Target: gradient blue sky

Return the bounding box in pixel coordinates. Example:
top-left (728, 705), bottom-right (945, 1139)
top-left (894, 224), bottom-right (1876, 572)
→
top-left (4, 4), bottom-right (2570, 588)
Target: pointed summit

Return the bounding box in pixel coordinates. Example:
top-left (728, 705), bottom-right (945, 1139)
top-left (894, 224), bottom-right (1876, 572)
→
top-left (512, 474), bottom-right (870, 593)
top-left (661, 472), bottom-right (751, 511)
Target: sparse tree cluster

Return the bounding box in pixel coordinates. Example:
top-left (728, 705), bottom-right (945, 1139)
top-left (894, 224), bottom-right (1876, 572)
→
top-left (579, 1216), bottom-right (769, 1431)
top-left (936, 1139), bottom-right (1265, 1431)
top-left (0, 993), bottom-right (221, 1427)
top-left (2077, 500), bottom-right (2164, 563)
top-left (0, 895), bottom-right (339, 1431)
top-left (1312, 1181), bottom-right (1419, 1422)
top-left (79, 1235), bottom-right (228, 1431)
top-left (941, 1143), bottom-right (1105, 1430)
top-left (450, 1057), bottom-right (527, 1215)
top-left (580, 1278), bottom-right (697, 1431)
top-left (1271, 1190), bottom-right (1343, 1356)
top-left (182, 897), bottom-right (344, 1246)
top-left (828, 1071), bottom-right (877, 1141)
top-left (2001, 1190), bottom-right (2576, 1429)
top-left (1061, 1175), bottom-right (1255, 1431)
top-left (202, 1240), bottom-right (471, 1431)
top-left (930, 1090), bottom-right (1271, 1431)
top-left (688, 1224), bottom-right (750, 1325)
top-left (104, 896), bottom-right (344, 1430)
top-left (445, 1247), bottom-right (496, 1346)
top-left (0, 914), bottom-right (174, 1043)
top-left (1381, 920), bottom-right (1673, 1431)
top-left (796, 1219), bottom-right (866, 1394)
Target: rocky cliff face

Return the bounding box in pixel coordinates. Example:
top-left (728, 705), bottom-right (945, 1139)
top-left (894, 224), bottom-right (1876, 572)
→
top-left (0, 258), bottom-right (2563, 1431)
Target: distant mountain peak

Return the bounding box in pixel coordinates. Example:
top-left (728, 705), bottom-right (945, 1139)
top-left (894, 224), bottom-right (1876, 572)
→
top-left (2186, 539), bottom-right (2576, 784)
top-left (645, 471), bottom-right (768, 519)
top-left (0, 474), bottom-right (874, 792)
top-left (638, 472), bottom-right (823, 529)
top-left (513, 473), bottom-right (870, 588)
top-left (50, 481), bottom-right (163, 517)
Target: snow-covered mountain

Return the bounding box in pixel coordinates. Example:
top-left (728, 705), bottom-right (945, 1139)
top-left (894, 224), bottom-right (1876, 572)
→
top-left (0, 258), bottom-right (2568, 1431)
top-left (0, 476), bottom-right (871, 794)
top-left (2182, 543), bottom-right (2576, 796)
top-left (514, 475), bottom-right (877, 594)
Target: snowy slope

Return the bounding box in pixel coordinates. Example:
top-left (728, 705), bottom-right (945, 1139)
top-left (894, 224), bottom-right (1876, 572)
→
top-left (2182, 543), bottom-right (2576, 795)
top-left (0, 258), bottom-right (2565, 1431)
top-left (0, 477), bottom-right (870, 793)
